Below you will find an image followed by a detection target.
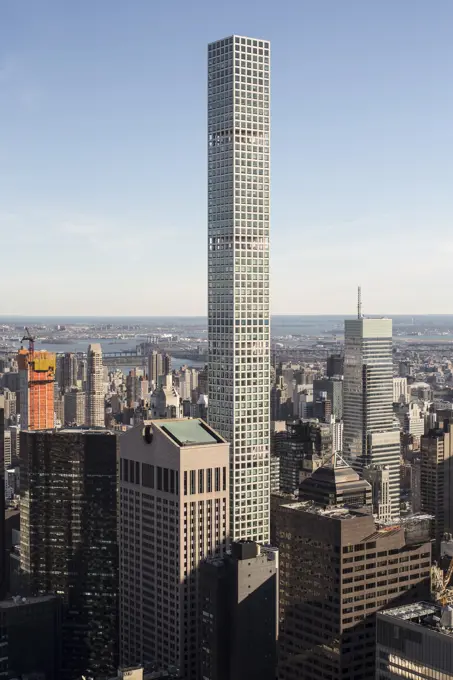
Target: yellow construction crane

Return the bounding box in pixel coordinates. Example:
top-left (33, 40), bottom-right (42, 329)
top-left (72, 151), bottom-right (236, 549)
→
top-left (431, 557), bottom-right (453, 606)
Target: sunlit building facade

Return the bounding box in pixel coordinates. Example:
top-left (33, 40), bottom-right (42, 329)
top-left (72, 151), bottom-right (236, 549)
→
top-left (119, 419), bottom-right (229, 679)
top-left (86, 343), bottom-right (104, 427)
top-left (208, 35), bottom-right (271, 542)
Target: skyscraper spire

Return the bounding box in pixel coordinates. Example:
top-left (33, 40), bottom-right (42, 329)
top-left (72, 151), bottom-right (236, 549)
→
top-left (357, 285), bottom-right (362, 319)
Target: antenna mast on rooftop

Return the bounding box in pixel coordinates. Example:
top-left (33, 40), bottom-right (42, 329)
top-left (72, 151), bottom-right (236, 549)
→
top-left (357, 286), bottom-right (362, 319)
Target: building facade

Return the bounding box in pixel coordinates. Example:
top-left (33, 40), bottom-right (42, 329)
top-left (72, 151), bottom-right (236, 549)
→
top-left (275, 502), bottom-right (431, 680)
top-left (2, 389), bottom-right (16, 424)
top-left (363, 464), bottom-right (393, 522)
top-left (56, 352), bottom-right (78, 394)
top-left (20, 429), bottom-right (119, 679)
top-left (17, 348), bottom-right (56, 430)
top-left (343, 317), bottom-right (400, 516)
top-left (120, 418), bottom-right (229, 679)
top-left (64, 387), bottom-right (86, 426)
top-left (147, 350), bottom-right (171, 387)
top-left (199, 541), bottom-right (278, 680)
top-left (279, 420), bottom-right (333, 494)
top-left (327, 353), bottom-right (343, 378)
top-left (313, 377), bottom-right (343, 420)
top-left (270, 454), bottom-right (280, 493)
top-left (393, 377), bottom-right (408, 404)
top-left (332, 419), bottom-right (344, 454)
top-left (150, 374), bottom-right (182, 419)
top-left (178, 368), bottom-right (199, 402)
top-left (0, 401), bottom-right (5, 599)
top-left (404, 402), bottom-right (426, 437)
top-left (420, 425), bottom-right (453, 551)
top-left (376, 602), bottom-right (453, 679)
top-left (0, 595), bottom-right (61, 680)
top-left (86, 343), bottom-right (105, 427)
top-left (207, 35), bottom-right (271, 542)
top-left (298, 459), bottom-right (372, 509)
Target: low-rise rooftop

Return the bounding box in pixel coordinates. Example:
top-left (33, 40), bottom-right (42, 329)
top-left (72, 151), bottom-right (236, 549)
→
top-left (280, 500), bottom-right (368, 520)
top-left (380, 601), bottom-right (453, 639)
top-left (0, 594), bottom-right (58, 609)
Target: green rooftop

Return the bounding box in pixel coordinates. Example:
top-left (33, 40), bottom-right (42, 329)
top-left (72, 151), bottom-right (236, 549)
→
top-left (159, 419), bottom-right (224, 447)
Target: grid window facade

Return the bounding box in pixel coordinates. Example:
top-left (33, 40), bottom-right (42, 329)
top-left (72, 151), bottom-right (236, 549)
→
top-left (120, 457), bottom-right (228, 680)
top-left (208, 35), bottom-right (271, 543)
top-left (343, 319), bottom-right (401, 516)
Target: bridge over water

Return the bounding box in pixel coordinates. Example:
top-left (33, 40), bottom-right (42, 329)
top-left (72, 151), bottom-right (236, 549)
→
top-left (102, 348), bottom-right (207, 367)
top-left (0, 347), bottom-right (207, 367)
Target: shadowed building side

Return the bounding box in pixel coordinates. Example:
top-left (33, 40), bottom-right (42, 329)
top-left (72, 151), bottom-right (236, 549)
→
top-left (199, 541), bottom-right (278, 680)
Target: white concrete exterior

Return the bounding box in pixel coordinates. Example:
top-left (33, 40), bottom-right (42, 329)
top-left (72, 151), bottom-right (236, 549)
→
top-left (207, 35), bottom-right (271, 542)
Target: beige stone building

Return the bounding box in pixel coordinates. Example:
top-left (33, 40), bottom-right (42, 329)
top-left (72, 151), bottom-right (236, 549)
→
top-left (119, 418), bottom-right (229, 678)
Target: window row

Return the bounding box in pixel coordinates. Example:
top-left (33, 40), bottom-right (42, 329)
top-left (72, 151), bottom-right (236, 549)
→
top-left (183, 467), bottom-right (227, 495)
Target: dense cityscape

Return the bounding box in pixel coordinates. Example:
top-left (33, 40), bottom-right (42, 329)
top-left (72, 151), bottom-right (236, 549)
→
top-left (1, 22), bottom-right (453, 680)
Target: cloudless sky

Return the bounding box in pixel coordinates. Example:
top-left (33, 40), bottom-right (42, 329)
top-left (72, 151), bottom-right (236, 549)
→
top-left (1, 0), bottom-right (453, 315)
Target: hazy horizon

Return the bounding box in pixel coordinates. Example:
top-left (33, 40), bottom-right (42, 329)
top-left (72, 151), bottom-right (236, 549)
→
top-left (2, 313), bottom-right (453, 320)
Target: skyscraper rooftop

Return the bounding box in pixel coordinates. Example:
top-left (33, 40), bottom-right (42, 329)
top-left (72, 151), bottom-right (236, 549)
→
top-left (152, 418), bottom-right (226, 447)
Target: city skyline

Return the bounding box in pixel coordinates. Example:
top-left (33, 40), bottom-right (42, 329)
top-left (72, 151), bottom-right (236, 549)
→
top-left (2, 4), bottom-right (453, 676)
top-left (3, 0), bottom-right (453, 315)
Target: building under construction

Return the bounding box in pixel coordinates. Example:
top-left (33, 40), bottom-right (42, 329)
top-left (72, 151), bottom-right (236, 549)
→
top-left (17, 333), bottom-right (56, 430)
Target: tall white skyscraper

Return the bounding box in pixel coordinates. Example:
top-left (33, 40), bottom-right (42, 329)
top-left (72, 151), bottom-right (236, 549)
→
top-left (343, 315), bottom-right (401, 516)
top-left (86, 343), bottom-right (104, 427)
top-left (208, 35), bottom-right (271, 542)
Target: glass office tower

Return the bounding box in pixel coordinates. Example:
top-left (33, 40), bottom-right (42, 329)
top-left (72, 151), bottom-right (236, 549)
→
top-left (208, 35), bottom-right (271, 541)
top-left (343, 317), bottom-right (401, 516)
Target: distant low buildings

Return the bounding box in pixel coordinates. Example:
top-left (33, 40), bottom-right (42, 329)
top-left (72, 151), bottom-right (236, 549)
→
top-left (150, 374), bottom-right (182, 418)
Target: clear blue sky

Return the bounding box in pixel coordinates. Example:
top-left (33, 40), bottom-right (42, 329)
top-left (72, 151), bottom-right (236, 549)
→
top-left (2, 0), bottom-right (452, 315)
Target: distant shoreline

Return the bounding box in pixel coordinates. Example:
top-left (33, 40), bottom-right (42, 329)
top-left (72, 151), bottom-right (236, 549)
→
top-left (4, 313), bottom-right (453, 322)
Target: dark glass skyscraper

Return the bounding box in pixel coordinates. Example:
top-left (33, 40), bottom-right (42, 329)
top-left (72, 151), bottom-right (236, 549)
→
top-left (19, 429), bottom-right (119, 679)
